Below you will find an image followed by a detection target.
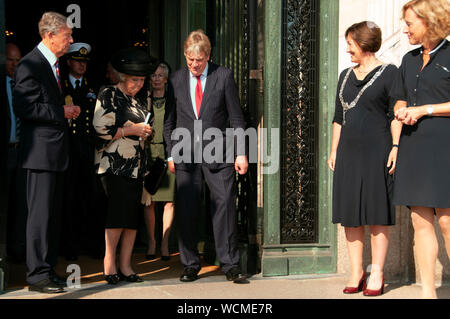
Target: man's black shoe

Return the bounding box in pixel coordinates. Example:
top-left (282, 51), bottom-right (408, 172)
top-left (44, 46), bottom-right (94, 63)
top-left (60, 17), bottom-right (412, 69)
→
top-left (28, 279), bottom-right (66, 294)
top-left (180, 268), bottom-right (199, 282)
top-left (225, 267), bottom-right (249, 284)
top-left (50, 272), bottom-right (68, 287)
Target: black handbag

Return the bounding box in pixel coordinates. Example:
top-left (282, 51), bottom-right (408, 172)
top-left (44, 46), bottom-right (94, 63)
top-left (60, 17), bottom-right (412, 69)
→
top-left (144, 157), bottom-right (168, 195)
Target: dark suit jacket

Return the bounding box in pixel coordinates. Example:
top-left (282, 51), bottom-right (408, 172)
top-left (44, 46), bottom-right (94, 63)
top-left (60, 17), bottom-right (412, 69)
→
top-left (12, 47), bottom-right (69, 172)
top-left (164, 63), bottom-right (246, 171)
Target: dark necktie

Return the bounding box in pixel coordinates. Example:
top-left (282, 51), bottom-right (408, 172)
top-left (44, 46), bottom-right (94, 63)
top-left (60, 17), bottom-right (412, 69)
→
top-left (75, 79), bottom-right (81, 90)
top-left (195, 76), bottom-right (203, 117)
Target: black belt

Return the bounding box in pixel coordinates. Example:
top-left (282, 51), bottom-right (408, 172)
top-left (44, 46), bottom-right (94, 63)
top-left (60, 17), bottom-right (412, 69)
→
top-left (151, 142), bottom-right (164, 145)
top-left (9, 143), bottom-right (19, 149)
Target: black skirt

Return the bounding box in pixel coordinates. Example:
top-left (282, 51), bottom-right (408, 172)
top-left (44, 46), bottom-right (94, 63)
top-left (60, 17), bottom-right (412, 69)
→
top-left (102, 174), bottom-right (143, 229)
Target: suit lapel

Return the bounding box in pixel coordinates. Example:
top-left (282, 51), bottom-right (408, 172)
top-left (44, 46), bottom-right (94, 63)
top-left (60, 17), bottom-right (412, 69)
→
top-left (34, 47), bottom-right (62, 96)
top-left (198, 63), bottom-right (217, 119)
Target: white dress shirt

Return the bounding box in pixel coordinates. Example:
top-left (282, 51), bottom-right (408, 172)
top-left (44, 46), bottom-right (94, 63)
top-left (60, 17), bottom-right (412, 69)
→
top-left (37, 41), bottom-right (59, 83)
top-left (69, 74), bottom-right (83, 89)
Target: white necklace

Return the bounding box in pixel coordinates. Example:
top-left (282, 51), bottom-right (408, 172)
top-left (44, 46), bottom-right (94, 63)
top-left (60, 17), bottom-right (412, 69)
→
top-left (339, 64), bottom-right (388, 125)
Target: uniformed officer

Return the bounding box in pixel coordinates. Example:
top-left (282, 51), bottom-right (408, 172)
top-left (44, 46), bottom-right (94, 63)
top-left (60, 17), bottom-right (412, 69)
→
top-left (61, 42), bottom-right (104, 260)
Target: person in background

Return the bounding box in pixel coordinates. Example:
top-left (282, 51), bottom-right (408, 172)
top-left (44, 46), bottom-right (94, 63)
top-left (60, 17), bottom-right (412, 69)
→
top-left (61, 42), bottom-right (104, 261)
top-left (391, 0), bottom-right (450, 299)
top-left (5, 42), bottom-right (28, 263)
top-left (328, 21), bottom-right (400, 297)
top-left (13, 11), bottom-right (80, 294)
top-left (93, 47), bottom-right (153, 285)
top-left (142, 62), bottom-right (175, 261)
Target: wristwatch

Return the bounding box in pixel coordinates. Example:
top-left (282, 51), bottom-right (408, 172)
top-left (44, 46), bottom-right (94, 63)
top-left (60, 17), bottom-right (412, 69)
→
top-left (427, 105), bottom-right (434, 115)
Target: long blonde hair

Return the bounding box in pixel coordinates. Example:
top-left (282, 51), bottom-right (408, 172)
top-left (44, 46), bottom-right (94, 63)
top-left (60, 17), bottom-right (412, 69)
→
top-left (403, 0), bottom-right (450, 42)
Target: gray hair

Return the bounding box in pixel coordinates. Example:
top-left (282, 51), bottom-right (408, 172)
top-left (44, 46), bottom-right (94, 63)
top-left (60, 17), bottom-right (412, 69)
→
top-left (112, 67), bottom-right (127, 83)
top-left (155, 62), bottom-right (170, 79)
top-left (38, 12), bottom-right (70, 38)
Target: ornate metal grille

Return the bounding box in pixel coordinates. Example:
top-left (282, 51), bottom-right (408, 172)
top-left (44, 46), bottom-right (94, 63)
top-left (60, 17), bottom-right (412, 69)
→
top-left (280, 0), bottom-right (319, 243)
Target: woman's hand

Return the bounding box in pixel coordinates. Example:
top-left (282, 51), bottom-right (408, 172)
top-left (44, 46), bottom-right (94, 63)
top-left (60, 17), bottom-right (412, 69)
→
top-left (387, 147), bottom-right (398, 175)
top-left (394, 107), bottom-right (407, 122)
top-left (395, 106), bottom-right (426, 125)
top-left (327, 151), bottom-right (337, 171)
top-left (168, 160), bottom-right (175, 174)
top-left (133, 122), bottom-right (153, 139)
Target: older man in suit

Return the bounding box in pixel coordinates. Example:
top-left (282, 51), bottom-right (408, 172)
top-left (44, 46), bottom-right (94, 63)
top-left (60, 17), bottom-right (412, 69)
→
top-left (13, 12), bottom-right (80, 293)
top-left (164, 30), bottom-right (248, 283)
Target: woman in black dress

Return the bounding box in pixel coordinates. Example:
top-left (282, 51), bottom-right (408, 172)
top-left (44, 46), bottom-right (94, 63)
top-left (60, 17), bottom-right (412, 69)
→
top-left (391, 0), bottom-right (450, 299)
top-left (93, 48), bottom-right (154, 284)
top-left (328, 21), bottom-right (401, 296)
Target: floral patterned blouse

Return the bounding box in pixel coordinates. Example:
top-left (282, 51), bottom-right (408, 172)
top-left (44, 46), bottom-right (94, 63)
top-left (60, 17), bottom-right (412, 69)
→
top-left (93, 86), bottom-right (149, 179)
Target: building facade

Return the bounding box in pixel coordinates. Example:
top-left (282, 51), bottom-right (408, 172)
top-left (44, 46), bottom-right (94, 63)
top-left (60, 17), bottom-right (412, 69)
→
top-left (0, 0), bottom-right (448, 291)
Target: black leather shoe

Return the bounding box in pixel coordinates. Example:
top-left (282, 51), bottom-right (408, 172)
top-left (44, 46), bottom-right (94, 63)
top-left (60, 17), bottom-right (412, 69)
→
top-left (225, 267), bottom-right (248, 284)
top-left (118, 270), bottom-right (143, 283)
top-left (104, 274), bottom-right (121, 285)
top-left (28, 279), bottom-right (66, 294)
top-left (50, 272), bottom-right (68, 287)
top-left (161, 255), bottom-right (171, 261)
top-left (145, 254), bottom-right (156, 260)
top-left (180, 268), bottom-right (199, 282)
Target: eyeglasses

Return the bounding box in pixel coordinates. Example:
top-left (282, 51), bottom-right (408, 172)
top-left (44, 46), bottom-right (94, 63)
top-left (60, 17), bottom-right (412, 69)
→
top-left (151, 74), bottom-right (165, 79)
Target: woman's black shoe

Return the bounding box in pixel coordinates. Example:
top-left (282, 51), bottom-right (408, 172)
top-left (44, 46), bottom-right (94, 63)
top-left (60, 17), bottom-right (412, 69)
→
top-left (104, 274), bottom-right (121, 285)
top-left (145, 254), bottom-right (156, 260)
top-left (118, 270), bottom-right (143, 283)
top-left (161, 255), bottom-right (171, 261)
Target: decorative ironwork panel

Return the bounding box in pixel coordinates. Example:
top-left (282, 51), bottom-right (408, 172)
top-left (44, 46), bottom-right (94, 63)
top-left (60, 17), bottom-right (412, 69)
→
top-left (280, 0), bottom-right (319, 243)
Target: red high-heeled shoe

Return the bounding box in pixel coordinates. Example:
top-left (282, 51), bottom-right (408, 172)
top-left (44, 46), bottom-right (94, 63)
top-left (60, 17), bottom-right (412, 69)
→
top-left (343, 272), bottom-right (366, 294)
top-left (363, 276), bottom-right (385, 296)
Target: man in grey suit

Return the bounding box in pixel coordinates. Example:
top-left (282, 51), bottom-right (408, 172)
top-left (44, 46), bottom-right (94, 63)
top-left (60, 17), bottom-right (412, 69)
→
top-left (164, 30), bottom-right (248, 283)
top-left (13, 12), bottom-right (80, 293)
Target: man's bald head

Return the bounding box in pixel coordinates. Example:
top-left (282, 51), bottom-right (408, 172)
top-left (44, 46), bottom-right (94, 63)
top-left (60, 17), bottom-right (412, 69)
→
top-left (6, 43), bottom-right (22, 78)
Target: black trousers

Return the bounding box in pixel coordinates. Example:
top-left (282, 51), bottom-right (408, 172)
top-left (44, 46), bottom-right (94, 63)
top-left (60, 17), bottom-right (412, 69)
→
top-left (25, 169), bottom-right (64, 285)
top-left (175, 164), bottom-right (239, 273)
